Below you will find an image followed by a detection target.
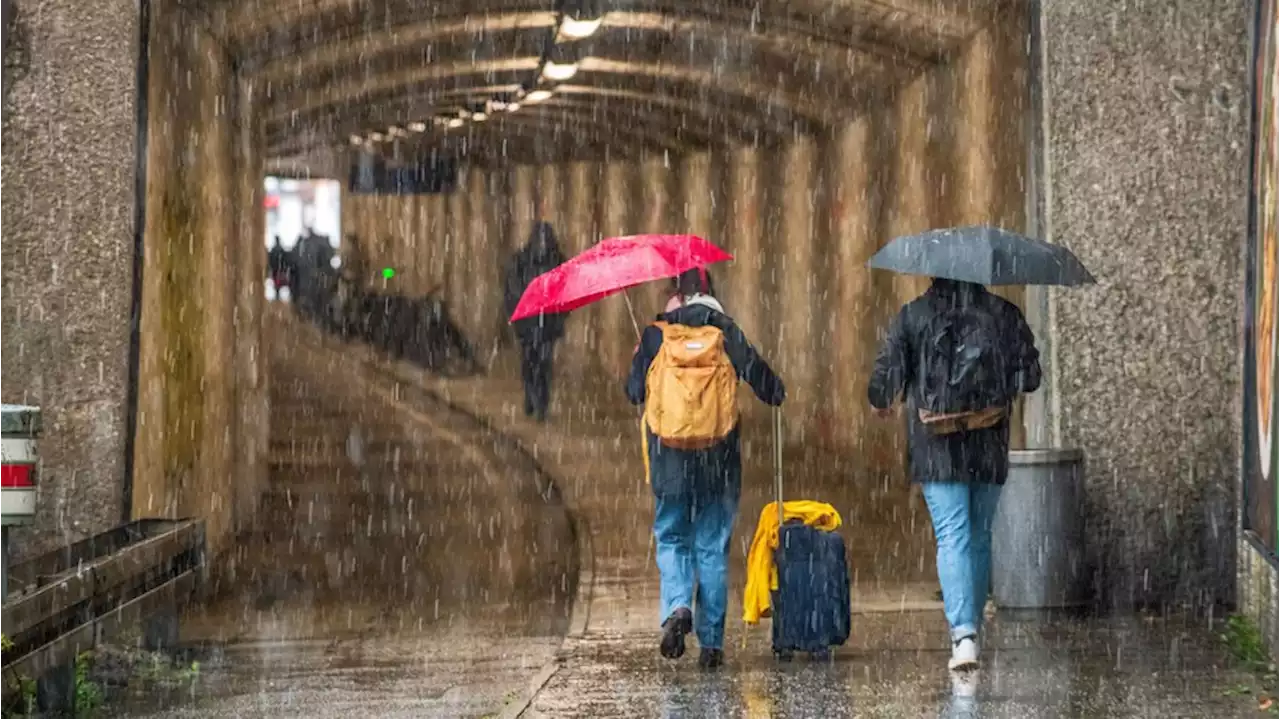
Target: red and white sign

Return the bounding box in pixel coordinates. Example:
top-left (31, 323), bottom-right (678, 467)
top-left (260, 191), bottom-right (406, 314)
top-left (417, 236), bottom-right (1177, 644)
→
top-left (1, 436), bottom-right (37, 523)
top-left (0, 437), bottom-right (35, 486)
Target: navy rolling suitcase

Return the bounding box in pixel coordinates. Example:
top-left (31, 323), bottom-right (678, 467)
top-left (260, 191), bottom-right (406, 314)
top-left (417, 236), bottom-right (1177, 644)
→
top-left (768, 410), bottom-right (852, 659)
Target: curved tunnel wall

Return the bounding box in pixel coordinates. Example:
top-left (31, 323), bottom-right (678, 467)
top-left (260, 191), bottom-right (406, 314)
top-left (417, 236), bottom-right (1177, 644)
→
top-left (342, 16), bottom-right (1031, 476)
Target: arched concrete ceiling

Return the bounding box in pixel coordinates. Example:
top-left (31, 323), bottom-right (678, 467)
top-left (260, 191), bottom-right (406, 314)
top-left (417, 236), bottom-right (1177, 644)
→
top-left (205, 0), bottom-right (1017, 164)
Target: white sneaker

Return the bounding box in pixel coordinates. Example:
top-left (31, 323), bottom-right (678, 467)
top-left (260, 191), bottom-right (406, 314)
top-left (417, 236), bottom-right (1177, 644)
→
top-left (948, 636), bottom-right (979, 671)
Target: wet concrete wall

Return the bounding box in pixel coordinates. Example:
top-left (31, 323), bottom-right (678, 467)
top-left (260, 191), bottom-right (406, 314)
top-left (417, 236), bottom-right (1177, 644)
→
top-left (345, 12), bottom-right (1031, 482)
top-left (131, 0), bottom-right (267, 558)
top-left (1038, 0), bottom-right (1254, 610)
top-left (0, 0), bottom-right (139, 559)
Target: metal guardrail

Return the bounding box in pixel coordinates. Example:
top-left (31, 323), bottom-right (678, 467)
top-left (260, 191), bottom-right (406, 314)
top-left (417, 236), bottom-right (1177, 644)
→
top-left (1, 519), bottom-right (205, 697)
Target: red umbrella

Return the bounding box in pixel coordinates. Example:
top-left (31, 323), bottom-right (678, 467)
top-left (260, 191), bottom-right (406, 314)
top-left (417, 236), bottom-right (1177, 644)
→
top-left (509, 234), bottom-right (733, 323)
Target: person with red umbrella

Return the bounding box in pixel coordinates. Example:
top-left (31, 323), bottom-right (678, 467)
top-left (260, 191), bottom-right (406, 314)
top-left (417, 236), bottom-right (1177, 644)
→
top-left (510, 236), bottom-right (786, 667)
top-left (626, 268), bottom-right (786, 669)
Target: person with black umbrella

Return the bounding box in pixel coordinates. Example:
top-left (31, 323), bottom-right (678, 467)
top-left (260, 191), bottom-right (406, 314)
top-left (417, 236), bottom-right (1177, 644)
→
top-left (503, 221), bottom-right (567, 421)
top-left (865, 225), bottom-right (1084, 673)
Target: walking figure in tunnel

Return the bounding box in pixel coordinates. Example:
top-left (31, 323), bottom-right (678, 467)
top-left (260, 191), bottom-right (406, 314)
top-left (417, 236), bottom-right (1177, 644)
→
top-left (868, 278), bottom-right (1041, 671)
top-left (503, 221), bottom-right (567, 421)
top-left (627, 268), bottom-right (785, 669)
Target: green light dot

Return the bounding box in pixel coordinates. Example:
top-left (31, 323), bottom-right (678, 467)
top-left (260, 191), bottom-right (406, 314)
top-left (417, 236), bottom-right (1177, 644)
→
top-left (382, 267), bottom-right (396, 279)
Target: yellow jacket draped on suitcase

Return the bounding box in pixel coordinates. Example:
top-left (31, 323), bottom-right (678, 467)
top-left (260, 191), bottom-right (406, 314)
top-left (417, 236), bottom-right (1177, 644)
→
top-left (742, 500), bottom-right (843, 624)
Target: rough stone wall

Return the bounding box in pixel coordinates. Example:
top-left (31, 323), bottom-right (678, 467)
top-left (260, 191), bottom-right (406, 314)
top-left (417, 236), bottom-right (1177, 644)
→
top-left (0, 0), bottom-right (138, 558)
top-left (1041, 0), bottom-right (1252, 610)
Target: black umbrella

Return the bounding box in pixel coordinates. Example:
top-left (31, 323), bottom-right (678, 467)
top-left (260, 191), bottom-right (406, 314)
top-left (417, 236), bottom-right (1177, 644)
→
top-left (867, 225), bottom-right (1096, 286)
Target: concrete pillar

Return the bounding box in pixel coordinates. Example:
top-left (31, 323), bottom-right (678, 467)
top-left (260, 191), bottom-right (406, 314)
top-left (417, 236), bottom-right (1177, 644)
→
top-left (420, 194), bottom-right (447, 293)
top-left (776, 136), bottom-right (820, 440)
top-left (0, 0), bottom-right (139, 558)
top-left (887, 76), bottom-right (936, 307)
top-left (395, 195), bottom-right (419, 295)
top-left (232, 77), bottom-right (268, 534)
top-left (636, 157), bottom-right (674, 316)
top-left (445, 179), bottom-right (468, 314)
top-left (724, 146), bottom-right (764, 339)
top-left (597, 161), bottom-right (636, 377)
top-left (510, 165), bottom-right (537, 252)
top-left (949, 21), bottom-right (1031, 449)
top-left (537, 163), bottom-right (565, 230)
top-left (823, 118), bottom-right (880, 454)
top-left (465, 169), bottom-right (500, 362)
top-left (563, 161), bottom-right (598, 380)
top-left (679, 152), bottom-right (714, 240)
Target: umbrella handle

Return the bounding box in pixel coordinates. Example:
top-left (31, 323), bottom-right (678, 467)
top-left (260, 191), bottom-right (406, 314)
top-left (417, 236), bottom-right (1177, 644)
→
top-left (622, 290), bottom-right (642, 339)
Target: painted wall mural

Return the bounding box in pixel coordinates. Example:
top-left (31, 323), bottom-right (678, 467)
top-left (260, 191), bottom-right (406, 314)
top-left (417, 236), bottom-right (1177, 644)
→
top-left (1245, 0), bottom-right (1278, 559)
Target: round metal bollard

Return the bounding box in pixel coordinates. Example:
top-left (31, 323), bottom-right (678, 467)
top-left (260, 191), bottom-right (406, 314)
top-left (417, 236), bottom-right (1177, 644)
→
top-left (992, 448), bottom-right (1089, 610)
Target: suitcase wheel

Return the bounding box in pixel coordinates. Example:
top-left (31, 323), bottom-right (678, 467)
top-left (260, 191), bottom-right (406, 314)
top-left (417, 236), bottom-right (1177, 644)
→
top-left (772, 648), bottom-right (794, 662)
top-left (810, 648), bottom-right (832, 662)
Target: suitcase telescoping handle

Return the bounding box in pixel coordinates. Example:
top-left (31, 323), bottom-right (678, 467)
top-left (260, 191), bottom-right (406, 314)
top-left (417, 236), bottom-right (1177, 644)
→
top-left (773, 406), bottom-right (784, 528)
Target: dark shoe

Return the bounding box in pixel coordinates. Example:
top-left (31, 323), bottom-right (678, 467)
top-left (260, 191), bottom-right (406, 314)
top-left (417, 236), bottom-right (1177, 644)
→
top-left (698, 648), bottom-right (725, 669)
top-left (659, 608), bottom-right (692, 659)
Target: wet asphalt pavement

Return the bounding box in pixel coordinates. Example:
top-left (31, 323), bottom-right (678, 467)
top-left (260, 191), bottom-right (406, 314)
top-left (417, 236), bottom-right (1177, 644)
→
top-left (529, 612), bottom-right (1268, 718)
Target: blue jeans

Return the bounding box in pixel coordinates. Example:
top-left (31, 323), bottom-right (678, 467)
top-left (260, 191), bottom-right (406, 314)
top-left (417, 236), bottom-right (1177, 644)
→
top-left (920, 481), bottom-right (1003, 642)
top-left (653, 476), bottom-right (740, 650)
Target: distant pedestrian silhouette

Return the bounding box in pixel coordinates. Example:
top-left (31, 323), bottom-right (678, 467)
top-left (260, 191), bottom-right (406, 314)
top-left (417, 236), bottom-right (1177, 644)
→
top-left (503, 221), bottom-right (567, 421)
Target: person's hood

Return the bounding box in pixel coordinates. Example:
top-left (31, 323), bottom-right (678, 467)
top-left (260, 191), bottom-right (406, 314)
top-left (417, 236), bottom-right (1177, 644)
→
top-left (664, 293), bottom-right (723, 314)
top-left (525, 222), bottom-right (561, 259)
top-left (660, 296), bottom-right (726, 326)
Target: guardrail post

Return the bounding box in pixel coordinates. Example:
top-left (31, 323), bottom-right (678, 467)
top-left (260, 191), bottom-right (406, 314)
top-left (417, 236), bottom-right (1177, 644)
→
top-left (36, 662), bottom-right (74, 713)
top-left (2, 525), bottom-right (9, 599)
top-left (143, 604), bottom-right (180, 650)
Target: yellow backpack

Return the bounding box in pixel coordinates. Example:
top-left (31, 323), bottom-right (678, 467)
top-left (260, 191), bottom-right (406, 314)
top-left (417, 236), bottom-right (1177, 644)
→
top-left (644, 321), bottom-right (740, 449)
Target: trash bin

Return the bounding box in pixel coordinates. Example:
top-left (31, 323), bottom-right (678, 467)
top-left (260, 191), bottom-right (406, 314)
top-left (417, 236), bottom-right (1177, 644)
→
top-left (2, 404), bottom-right (41, 525)
top-left (991, 448), bottom-right (1089, 610)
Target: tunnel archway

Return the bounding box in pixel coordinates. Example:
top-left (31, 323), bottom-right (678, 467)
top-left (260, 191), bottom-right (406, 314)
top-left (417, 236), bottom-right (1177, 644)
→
top-left (129, 0), bottom-right (1034, 688)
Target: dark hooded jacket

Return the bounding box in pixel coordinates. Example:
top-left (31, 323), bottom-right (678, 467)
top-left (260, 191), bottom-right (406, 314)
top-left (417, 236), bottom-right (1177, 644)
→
top-left (868, 279), bottom-right (1041, 485)
top-left (627, 302), bottom-right (785, 498)
top-left (504, 222), bottom-right (567, 344)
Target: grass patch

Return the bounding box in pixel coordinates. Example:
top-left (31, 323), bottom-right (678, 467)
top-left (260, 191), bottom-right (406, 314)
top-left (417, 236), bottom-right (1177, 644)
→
top-left (74, 652), bottom-right (103, 716)
top-left (1220, 615), bottom-right (1279, 714)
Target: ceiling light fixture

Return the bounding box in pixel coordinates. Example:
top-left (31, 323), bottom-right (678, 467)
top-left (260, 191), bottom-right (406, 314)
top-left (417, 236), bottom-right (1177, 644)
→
top-left (558, 15), bottom-right (603, 41)
top-left (447, 117), bottom-right (465, 129)
top-left (407, 121), bottom-right (428, 133)
top-left (541, 61), bottom-right (579, 82)
top-left (472, 112), bottom-right (488, 122)
top-left (368, 131), bottom-right (386, 142)
top-left (387, 126), bottom-right (407, 138)
top-left (349, 134), bottom-right (363, 145)
top-left (525, 89), bottom-right (554, 103)
top-left (506, 102), bottom-right (522, 112)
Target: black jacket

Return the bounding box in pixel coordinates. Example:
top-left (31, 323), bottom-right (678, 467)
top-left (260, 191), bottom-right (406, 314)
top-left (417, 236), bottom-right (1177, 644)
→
top-left (626, 303), bottom-right (786, 407)
top-left (504, 224), bottom-right (567, 344)
top-left (868, 280), bottom-right (1041, 484)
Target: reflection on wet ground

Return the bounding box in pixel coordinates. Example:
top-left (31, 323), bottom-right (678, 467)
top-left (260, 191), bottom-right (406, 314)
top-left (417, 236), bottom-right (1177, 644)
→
top-left (530, 613), bottom-right (1265, 718)
top-left (104, 631), bottom-right (561, 718)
